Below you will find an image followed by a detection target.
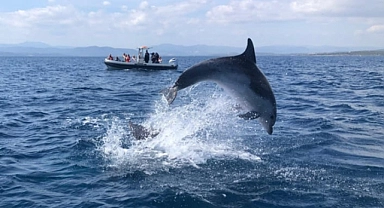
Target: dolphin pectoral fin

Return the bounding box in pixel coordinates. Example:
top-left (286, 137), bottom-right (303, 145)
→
top-left (238, 111), bottom-right (260, 120)
top-left (162, 87), bottom-right (178, 105)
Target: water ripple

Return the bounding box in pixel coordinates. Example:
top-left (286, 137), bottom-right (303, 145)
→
top-left (0, 56), bottom-right (383, 207)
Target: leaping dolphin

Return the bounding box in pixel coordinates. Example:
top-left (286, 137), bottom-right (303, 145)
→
top-left (163, 38), bottom-right (277, 134)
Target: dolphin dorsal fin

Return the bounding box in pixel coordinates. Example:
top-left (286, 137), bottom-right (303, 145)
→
top-left (241, 38), bottom-right (256, 64)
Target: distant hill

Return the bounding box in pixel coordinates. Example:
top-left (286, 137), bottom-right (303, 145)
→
top-left (0, 41), bottom-right (51, 48)
top-left (0, 42), bottom-right (242, 57)
top-left (0, 45), bottom-right (136, 57)
top-left (0, 41), bottom-right (382, 57)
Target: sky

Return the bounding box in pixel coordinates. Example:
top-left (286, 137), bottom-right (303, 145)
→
top-left (0, 0), bottom-right (383, 48)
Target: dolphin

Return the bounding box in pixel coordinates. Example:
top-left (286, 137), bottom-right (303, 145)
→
top-left (163, 38), bottom-right (277, 134)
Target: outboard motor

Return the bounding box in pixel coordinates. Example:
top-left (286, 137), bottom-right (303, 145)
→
top-left (169, 58), bottom-right (177, 66)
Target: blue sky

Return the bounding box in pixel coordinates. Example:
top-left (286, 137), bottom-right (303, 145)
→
top-left (0, 0), bottom-right (384, 48)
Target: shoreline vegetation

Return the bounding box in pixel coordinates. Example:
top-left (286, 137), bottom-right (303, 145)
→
top-left (312, 50), bottom-right (384, 56)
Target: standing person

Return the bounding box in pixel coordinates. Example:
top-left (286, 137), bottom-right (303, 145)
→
top-left (144, 50), bottom-right (150, 63)
top-left (154, 52), bottom-right (160, 63)
top-left (123, 53), bottom-right (127, 61)
top-left (151, 52), bottom-right (155, 63)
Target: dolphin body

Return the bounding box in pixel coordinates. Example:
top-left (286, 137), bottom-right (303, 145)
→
top-left (163, 38), bottom-right (277, 134)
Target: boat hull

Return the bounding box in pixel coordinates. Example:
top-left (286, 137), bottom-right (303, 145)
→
top-left (104, 59), bottom-right (178, 70)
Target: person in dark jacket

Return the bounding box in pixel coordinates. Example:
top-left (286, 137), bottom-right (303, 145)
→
top-left (151, 52), bottom-right (155, 63)
top-left (144, 50), bottom-right (150, 63)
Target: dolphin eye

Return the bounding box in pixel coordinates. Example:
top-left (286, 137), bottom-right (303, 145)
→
top-left (270, 115), bottom-right (274, 120)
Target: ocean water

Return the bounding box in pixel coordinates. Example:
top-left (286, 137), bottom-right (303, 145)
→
top-left (0, 55), bottom-right (383, 207)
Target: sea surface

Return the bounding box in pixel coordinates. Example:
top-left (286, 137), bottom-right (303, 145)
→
top-left (0, 55), bottom-right (383, 207)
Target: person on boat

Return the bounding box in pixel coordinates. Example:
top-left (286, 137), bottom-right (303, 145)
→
top-left (108, 54), bottom-right (113, 60)
top-left (132, 55), bottom-right (136, 62)
top-left (158, 56), bottom-right (162, 63)
top-left (126, 54), bottom-right (131, 62)
top-left (115, 56), bottom-right (120, 61)
top-left (151, 52), bottom-right (156, 63)
top-left (144, 50), bottom-right (149, 63)
top-left (154, 52), bottom-right (160, 63)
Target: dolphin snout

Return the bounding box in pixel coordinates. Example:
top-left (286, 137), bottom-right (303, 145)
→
top-left (260, 119), bottom-right (274, 135)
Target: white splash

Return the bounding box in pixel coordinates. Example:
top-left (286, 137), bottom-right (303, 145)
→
top-left (98, 89), bottom-right (261, 173)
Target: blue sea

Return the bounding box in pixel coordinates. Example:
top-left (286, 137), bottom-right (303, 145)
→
top-left (0, 55), bottom-right (383, 207)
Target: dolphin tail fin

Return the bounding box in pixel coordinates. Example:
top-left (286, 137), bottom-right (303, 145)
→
top-left (162, 87), bottom-right (178, 105)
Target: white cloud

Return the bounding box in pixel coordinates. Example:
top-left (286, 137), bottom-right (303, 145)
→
top-left (114, 0), bottom-right (208, 31)
top-left (121, 5), bottom-right (128, 11)
top-left (139, 1), bottom-right (149, 10)
top-left (0, 5), bottom-right (80, 28)
top-left (0, 0), bottom-right (384, 48)
top-left (367, 25), bottom-right (384, 34)
top-left (290, 0), bottom-right (384, 17)
top-left (290, 0), bottom-right (336, 14)
top-left (207, 0), bottom-right (384, 24)
top-left (206, 0), bottom-right (299, 24)
top-left (129, 10), bottom-right (147, 26)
